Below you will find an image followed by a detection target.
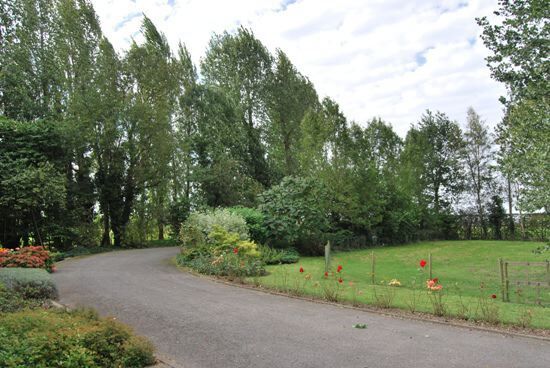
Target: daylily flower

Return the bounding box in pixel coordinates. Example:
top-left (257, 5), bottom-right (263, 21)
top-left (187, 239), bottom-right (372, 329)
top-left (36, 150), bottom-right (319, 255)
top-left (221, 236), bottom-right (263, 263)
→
top-left (337, 265), bottom-right (343, 273)
top-left (324, 271), bottom-right (328, 278)
top-left (420, 259), bottom-right (427, 268)
top-left (338, 278), bottom-right (343, 284)
top-left (299, 266), bottom-right (304, 273)
top-left (233, 247), bottom-right (239, 254)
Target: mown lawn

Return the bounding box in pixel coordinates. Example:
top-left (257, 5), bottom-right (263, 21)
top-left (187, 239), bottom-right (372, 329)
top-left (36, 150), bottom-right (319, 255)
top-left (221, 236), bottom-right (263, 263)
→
top-left (250, 240), bottom-right (550, 329)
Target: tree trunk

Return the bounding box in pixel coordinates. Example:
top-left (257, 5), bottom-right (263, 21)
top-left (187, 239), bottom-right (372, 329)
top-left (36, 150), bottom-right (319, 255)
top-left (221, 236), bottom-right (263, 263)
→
top-left (158, 223), bottom-right (164, 240)
top-left (113, 226), bottom-right (122, 248)
top-left (101, 212), bottom-right (111, 246)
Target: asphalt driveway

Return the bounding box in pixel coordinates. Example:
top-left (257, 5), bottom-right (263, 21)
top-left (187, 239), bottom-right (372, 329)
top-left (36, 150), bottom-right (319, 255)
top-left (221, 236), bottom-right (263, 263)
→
top-left (53, 247), bottom-right (550, 368)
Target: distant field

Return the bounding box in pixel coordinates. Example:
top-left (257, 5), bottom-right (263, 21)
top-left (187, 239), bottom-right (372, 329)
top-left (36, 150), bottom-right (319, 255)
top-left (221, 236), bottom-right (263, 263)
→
top-left (251, 241), bottom-right (550, 328)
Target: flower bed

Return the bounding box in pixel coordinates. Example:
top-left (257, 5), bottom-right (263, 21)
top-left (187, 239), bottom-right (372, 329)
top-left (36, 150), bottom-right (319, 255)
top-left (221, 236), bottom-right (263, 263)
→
top-left (0, 246), bottom-right (55, 272)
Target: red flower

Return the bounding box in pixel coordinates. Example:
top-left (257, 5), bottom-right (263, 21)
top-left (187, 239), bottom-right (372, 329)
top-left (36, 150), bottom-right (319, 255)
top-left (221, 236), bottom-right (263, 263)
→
top-left (324, 271), bottom-right (328, 277)
top-left (299, 267), bottom-right (304, 273)
top-left (233, 247), bottom-right (239, 254)
top-left (432, 278), bottom-right (438, 283)
top-left (337, 265), bottom-right (343, 273)
top-left (491, 294), bottom-right (497, 299)
top-left (338, 278), bottom-right (343, 283)
top-left (420, 259), bottom-right (427, 268)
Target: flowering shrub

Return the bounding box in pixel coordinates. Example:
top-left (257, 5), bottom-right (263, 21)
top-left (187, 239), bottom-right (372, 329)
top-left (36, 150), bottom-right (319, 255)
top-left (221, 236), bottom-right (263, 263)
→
top-left (426, 278), bottom-right (442, 291)
top-left (177, 226), bottom-right (265, 277)
top-left (0, 246), bottom-right (54, 272)
top-left (426, 277), bottom-right (446, 316)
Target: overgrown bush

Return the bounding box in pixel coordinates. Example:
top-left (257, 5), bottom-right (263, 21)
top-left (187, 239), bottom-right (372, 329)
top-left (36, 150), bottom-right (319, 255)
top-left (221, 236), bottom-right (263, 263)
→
top-left (182, 208), bottom-right (249, 242)
top-left (0, 246), bottom-right (54, 272)
top-left (228, 206), bottom-right (268, 244)
top-left (0, 268), bottom-right (57, 300)
top-left (258, 245), bottom-right (299, 265)
top-left (0, 308), bottom-right (155, 368)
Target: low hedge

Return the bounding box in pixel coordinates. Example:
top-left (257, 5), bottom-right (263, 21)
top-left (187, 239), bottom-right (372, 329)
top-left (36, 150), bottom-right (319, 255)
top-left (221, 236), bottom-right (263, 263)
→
top-left (0, 308), bottom-right (155, 368)
top-left (258, 246), bottom-right (299, 265)
top-left (0, 268), bottom-right (58, 300)
top-left (0, 283), bottom-right (42, 312)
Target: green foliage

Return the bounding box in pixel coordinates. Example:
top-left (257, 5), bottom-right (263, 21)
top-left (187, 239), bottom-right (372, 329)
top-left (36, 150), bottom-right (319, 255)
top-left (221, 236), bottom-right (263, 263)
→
top-left (185, 208), bottom-right (249, 240)
top-left (0, 268), bottom-right (57, 300)
top-left (488, 195), bottom-right (506, 240)
top-left (0, 308), bottom-right (155, 368)
top-left (258, 245), bottom-right (299, 265)
top-left (0, 282), bottom-right (42, 312)
top-left (227, 206), bottom-right (268, 244)
top-left (179, 253), bottom-right (266, 278)
top-left (178, 225), bottom-right (264, 277)
top-left (179, 223), bottom-right (207, 248)
top-left (259, 176), bottom-right (332, 254)
top-left (478, 1), bottom-right (549, 212)
top-left (0, 117), bottom-right (68, 247)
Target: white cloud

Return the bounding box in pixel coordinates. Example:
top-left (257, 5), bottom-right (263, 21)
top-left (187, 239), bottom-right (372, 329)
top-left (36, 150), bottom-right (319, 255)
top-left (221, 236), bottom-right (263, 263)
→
top-left (91, 0), bottom-right (506, 136)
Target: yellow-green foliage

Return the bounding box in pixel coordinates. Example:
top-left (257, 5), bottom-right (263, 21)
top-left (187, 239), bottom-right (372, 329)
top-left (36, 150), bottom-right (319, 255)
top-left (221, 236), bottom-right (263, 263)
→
top-left (236, 240), bottom-right (260, 257)
top-left (207, 226), bottom-right (259, 257)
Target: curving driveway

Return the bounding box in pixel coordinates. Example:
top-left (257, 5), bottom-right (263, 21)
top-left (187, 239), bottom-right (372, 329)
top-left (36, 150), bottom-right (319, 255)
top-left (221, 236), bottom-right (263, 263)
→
top-left (53, 248), bottom-right (550, 368)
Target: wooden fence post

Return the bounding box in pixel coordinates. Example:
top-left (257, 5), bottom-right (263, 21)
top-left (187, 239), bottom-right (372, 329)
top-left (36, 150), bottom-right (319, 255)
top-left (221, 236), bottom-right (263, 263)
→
top-left (324, 241), bottom-right (331, 272)
top-left (428, 252), bottom-right (432, 280)
top-left (504, 261), bottom-right (510, 302)
top-left (499, 258), bottom-right (505, 301)
top-left (371, 251), bottom-right (375, 284)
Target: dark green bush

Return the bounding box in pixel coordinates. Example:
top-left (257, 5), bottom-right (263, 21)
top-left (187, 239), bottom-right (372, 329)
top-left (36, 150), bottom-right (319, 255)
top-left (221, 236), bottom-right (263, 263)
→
top-left (0, 308), bottom-right (155, 368)
top-left (259, 176), bottom-right (333, 255)
top-left (0, 268), bottom-right (57, 300)
top-left (227, 206), bottom-right (268, 244)
top-left (259, 245), bottom-right (299, 265)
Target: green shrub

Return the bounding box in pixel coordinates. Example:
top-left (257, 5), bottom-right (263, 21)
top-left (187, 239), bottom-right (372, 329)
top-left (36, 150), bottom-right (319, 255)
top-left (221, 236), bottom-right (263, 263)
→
top-left (0, 283), bottom-right (42, 312)
top-left (179, 244), bottom-right (213, 262)
top-left (178, 226), bottom-right (264, 277)
top-left (177, 253), bottom-right (266, 278)
top-left (259, 245), bottom-right (299, 265)
top-left (179, 223), bottom-right (207, 248)
top-left (0, 308), bottom-right (155, 368)
top-left (185, 208), bottom-right (249, 240)
top-left (0, 268), bottom-right (57, 300)
top-left (228, 206), bottom-right (268, 244)
top-left (259, 176), bottom-right (333, 255)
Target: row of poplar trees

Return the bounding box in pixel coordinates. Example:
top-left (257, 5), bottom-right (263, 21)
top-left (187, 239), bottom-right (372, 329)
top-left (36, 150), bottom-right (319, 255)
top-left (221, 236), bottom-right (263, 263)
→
top-left (0, 0), bottom-right (547, 249)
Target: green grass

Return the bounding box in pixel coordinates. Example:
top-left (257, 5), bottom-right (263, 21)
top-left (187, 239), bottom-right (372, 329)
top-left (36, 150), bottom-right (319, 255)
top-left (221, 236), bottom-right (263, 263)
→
top-left (249, 240), bottom-right (550, 329)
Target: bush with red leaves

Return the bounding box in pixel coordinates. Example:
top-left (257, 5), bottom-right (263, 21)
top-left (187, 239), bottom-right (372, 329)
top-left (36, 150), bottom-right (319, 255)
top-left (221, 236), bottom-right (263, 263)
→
top-left (0, 246), bottom-right (55, 273)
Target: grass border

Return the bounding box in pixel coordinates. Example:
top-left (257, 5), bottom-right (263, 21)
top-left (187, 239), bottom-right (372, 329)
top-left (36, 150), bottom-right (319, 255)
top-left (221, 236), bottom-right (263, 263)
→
top-left (171, 257), bottom-right (550, 341)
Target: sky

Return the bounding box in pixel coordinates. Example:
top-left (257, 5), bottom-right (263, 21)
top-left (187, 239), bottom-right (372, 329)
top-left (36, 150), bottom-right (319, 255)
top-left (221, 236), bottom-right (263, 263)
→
top-left (91, 0), bottom-right (506, 137)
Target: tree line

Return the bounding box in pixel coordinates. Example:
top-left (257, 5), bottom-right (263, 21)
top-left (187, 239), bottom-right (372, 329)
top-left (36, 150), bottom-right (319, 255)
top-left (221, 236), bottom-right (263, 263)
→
top-left (0, 0), bottom-right (547, 250)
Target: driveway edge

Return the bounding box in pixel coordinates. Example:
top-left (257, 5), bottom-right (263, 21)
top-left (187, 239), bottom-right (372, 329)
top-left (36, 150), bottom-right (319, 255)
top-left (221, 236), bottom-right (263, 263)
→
top-left (176, 265), bottom-right (550, 343)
